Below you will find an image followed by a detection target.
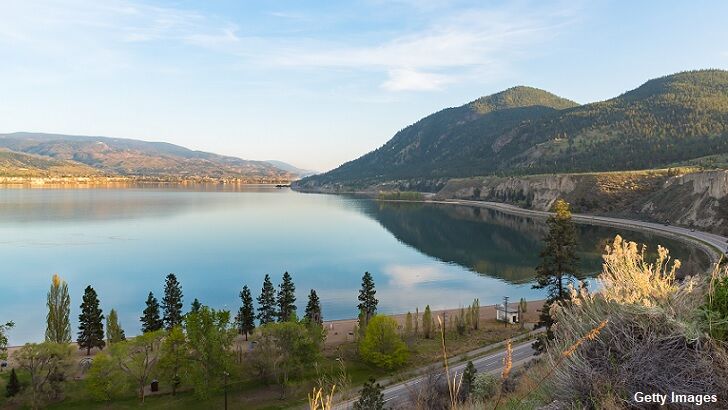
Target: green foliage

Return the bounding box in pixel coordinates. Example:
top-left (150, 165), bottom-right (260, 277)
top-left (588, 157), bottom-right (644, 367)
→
top-left (236, 285), bottom-right (256, 340)
top-left (471, 373), bottom-right (498, 400)
top-left (158, 326), bottom-right (188, 396)
top-left (357, 272), bottom-right (378, 323)
top-left (162, 273), bottom-right (184, 330)
top-left (304, 289), bottom-right (323, 325)
top-left (377, 191), bottom-right (424, 201)
top-left (106, 309), bottom-right (126, 344)
top-left (190, 298), bottom-right (202, 313)
top-left (702, 271), bottom-right (728, 340)
top-left (257, 274), bottom-right (277, 325)
top-left (6, 368), bottom-right (21, 397)
top-left (14, 342), bottom-right (74, 408)
top-left (422, 305), bottom-right (433, 339)
top-left (184, 306), bottom-right (234, 399)
top-left (353, 377), bottom-right (385, 410)
top-left (0, 321), bottom-right (13, 361)
top-left (462, 361), bottom-right (477, 397)
top-left (78, 285), bottom-right (105, 355)
top-left (111, 330), bottom-right (165, 402)
top-left (85, 352), bottom-right (127, 402)
top-left (277, 271), bottom-right (297, 322)
top-left (404, 312), bottom-right (413, 338)
top-left (358, 315), bottom-right (409, 370)
top-left (46, 274), bottom-right (71, 344)
top-left (140, 291), bottom-right (163, 333)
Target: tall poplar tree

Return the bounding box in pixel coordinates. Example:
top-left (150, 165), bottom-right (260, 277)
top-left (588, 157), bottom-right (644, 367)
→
top-left (78, 285), bottom-right (105, 355)
top-left (304, 289), bottom-right (322, 325)
top-left (106, 308), bottom-right (126, 344)
top-left (141, 292), bottom-right (163, 333)
top-left (277, 271), bottom-right (297, 322)
top-left (162, 273), bottom-right (184, 330)
top-left (46, 274), bottom-right (71, 343)
top-left (257, 274), bottom-right (276, 325)
top-left (357, 272), bottom-right (378, 323)
top-left (236, 285), bottom-right (255, 340)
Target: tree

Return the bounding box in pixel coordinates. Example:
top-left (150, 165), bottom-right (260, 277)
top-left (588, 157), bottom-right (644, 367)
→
top-left (162, 273), bottom-right (184, 330)
top-left (518, 298), bottom-right (528, 329)
top-left (353, 377), bottom-right (385, 410)
top-left (0, 321), bottom-right (14, 362)
top-left (140, 292), bottom-right (163, 333)
top-left (46, 274), bottom-right (71, 344)
top-left (414, 307), bottom-right (419, 338)
top-left (158, 326), bottom-right (187, 396)
top-left (404, 312), bottom-right (413, 339)
top-left (304, 289), bottom-right (322, 325)
top-left (78, 286), bottom-right (105, 355)
top-left (6, 368), bottom-right (20, 397)
top-left (471, 373), bottom-right (498, 400)
top-left (533, 199), bottom-right (580, 350)
top-left (106, 309), bottom-right (126, 344)
top-left (184, 306), bottom-right (234, 399)
top-left (112, 330), bottom-right (165, 403)
top-left (462, 361), bottom-right (477, 398)
top-left (190, 298), bottom-right (202, 313)
top-left (277, 271), bottom-right (297, 322)
top-left (422, 305), bottom-right (434, 339)
top-left (257, 274), bottom-right (277, 325)
top-left (85, 352), bottom-right (126, 402)
top-left (14, 342), bottom-right (74, 408)
top-left (359, 315), bottom-right (409, 370)
top-left (236, 285), bottom-right (256, 340)
top-left (357, 272), bottom-right (378, 324)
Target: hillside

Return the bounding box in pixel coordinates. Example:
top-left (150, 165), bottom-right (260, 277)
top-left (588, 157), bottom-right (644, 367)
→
top-left (0, 149), bottom-right (99, 177)
top-left (0, 132), bottom-right (294, 181)
top-left (295, 70), bottom-right (728, 191)
top-left (264, 160), bottom-right (318, 177)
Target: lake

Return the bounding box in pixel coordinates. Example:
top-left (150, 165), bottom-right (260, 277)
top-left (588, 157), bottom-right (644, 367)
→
top-left (0, 185), bottom-right (710, 344)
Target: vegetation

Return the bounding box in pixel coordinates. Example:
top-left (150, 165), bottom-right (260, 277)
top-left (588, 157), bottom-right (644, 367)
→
top-left (0, 321), bottom-right (13, 362)
top-left (257, 274), bottom-right (277, 325)
top-left (46, 274), bottom-right (71, 344)
top-left (377, 191), bottom-right (424, 201)
top-left (157, 326), bottom-right (187, 396)
top-left (141, 291), bottom-right (163, 333)
top-left (162, 273), bottom-right (184, 330)
top-left (358, 315), bottom-right (409, 370)
top-left (357, 271), bottom-right (378, 324)
top-left (235, 285), bottom-right (256, 340)
top-left (77, 286), bottom-right (105, 355)
top-left (184, 306), bottom-right (234, 399)
top-left (353, 378), bottom-right (385, 410)
top-left (106, 309), bottom-right (126, 344)
top-left (5, 368), bottom-right (20, 398)
top-left (14, 342), bottom-right (74, 408)
top-left (304, 289), bottom-right (323, 325)
top-left (277, 271), bottom-right (297, 322)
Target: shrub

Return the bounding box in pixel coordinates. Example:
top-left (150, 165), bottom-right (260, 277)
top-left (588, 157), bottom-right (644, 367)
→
top-left (358, 315), bottom-right (409, 370)
top-left (470, 373), bottom-right (498, 401)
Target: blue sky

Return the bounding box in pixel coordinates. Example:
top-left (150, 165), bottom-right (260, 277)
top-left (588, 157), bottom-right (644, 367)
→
top-left (1, 0), bottom-right (727, 171)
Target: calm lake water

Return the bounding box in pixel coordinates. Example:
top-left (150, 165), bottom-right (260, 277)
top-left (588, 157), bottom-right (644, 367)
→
top-left (0, 185), bottom-right (710, 344)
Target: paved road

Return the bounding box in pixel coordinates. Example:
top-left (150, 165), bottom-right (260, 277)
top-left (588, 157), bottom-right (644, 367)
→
top-left (335, 341), bottom-right (537, 409)
top-left (440, 199), bottom-right (727, 265)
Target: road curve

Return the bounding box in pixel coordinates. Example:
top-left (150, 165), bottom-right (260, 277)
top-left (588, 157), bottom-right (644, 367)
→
top-left (334, 341), bottom-right (537, 409)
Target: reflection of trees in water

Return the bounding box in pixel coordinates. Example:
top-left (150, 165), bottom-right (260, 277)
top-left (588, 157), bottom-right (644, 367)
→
top-left (359, 202), bottom-right (711, 284)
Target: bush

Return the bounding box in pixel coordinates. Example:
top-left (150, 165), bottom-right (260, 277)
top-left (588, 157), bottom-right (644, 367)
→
top-left (359, 315), bottom-right (409, 370)
top-left (470, 373), bottom-right (498, 400)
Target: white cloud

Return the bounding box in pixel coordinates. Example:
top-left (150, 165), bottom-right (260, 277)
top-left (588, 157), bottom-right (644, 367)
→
top-left (381, 68), bottom-right (453, 91)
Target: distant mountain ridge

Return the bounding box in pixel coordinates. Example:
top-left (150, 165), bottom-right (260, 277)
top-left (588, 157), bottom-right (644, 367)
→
top-left (0, 132), bottom-right (295, 181)
top-left (295, 70), bottom-right (728, 192)
top-left (264, 160), bottom-right (318, 177)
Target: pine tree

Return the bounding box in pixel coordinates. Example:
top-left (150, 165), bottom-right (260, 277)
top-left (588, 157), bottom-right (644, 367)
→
top-left (404, 312), bottom-right (413, 337)
top-left (5, 368), bottom-right (20, 397)
top-left (106, 308), bottom-right (126, 344)
top-left (277, 271), bottom-right (297, 322)
top-left (414, 307), bottom-right (419, 338)
top-left (46, 274), bottom-right (71, 343)
top-left (190, 298), bottom-right (202, 313)
top-left (357, 272), bottom-right (378, 324)
top-left (236, 285), bottom-right (255, 340)
top-left (257, 274), bottom-right (276, 325)
top-left (422, 305), bottom-right (434, 339)
top-left (353, 378), bottom-right (385, 410)
top-left (162, 273), bottom-right (184, 330)
top-left (462, 361), bottom-right (477, 398)
top-left (78, 285), bottom-right (105, 355)
top-left (533, 199), bottom-right (580, 351)
top-left (141, 292), bottom-right (163, 333)
top-left (304, 289), bottom-right (322, 325)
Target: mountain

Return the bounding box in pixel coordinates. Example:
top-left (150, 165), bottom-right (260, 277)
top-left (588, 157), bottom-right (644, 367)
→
top-left (0, 132), bottom-right (294, 181)
top-left (295, 70), bottom-right (728, 191)
top-left (264, 160), bottom-right (318, 177)
top-left (0, 149), bottom-right (99, 177)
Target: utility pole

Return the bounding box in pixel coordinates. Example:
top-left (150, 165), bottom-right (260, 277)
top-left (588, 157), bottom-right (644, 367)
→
top-left (503, 296), bottom-right (509, 328)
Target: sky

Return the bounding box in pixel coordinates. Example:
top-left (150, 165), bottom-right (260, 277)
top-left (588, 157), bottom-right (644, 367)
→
top-left (1, 0), bottom-right (727, 171)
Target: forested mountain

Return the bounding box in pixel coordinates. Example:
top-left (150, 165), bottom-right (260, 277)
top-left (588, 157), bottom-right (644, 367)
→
top-left (295, 70), bottom-right (728, 191)
top-left (0, 132), bottom-right (294, 180)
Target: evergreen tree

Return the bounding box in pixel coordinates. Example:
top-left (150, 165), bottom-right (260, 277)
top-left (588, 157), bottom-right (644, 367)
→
top-left (190, 298), bottom-right (202, 313)
top-left (533, 199), bottom-right (580, 351)
top-left (462, 361), bottom-right (477, 398)
top-left (357, 272), bottom-right (378, 323)
top-left (106, 308), bottom-right (126, 344)
top-left (236, 285), bottom-right (256, 340)
top-left (257, 274), bottom-right (277, 325)
top-left (277, 271), bottom-right (297, 322)
top-left (304, 289), bottom-right (322, 325)
top-left (78, 285), bottom-right (105, 355)
top-left (162, 273), bottom-right (184, 330)
top-left (422, 305), bottom-right (433, 339)
top-left (5, 368), bottom-right (20, 397)
top-left (353, 378), bottom-right (385, 410)
top-left (141, 292), bottom-right (163, 333)
top-left (46, 274), bottom-right (71, 344)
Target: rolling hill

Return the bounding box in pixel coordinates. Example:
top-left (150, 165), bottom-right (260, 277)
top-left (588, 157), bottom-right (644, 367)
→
top-left (0, 132), bottom-right (295, 181)
top-left (295, 70), bottom-right (728, 192)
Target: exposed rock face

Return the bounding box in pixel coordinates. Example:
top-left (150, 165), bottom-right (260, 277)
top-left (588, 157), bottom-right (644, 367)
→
top-left (437, 169), bottom-right (728, 235)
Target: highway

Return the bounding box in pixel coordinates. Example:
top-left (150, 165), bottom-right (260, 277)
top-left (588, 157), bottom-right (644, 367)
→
top-left (334, 340), bottom-right (537, 409)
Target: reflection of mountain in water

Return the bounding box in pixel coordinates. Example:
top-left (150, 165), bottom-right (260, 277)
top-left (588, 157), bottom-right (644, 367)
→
top-left (358, 201), bottom-right (711, 284)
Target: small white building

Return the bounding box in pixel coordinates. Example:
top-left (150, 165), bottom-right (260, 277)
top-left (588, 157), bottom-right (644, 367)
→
top-left (496, 303), bottom-right (519, 324)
